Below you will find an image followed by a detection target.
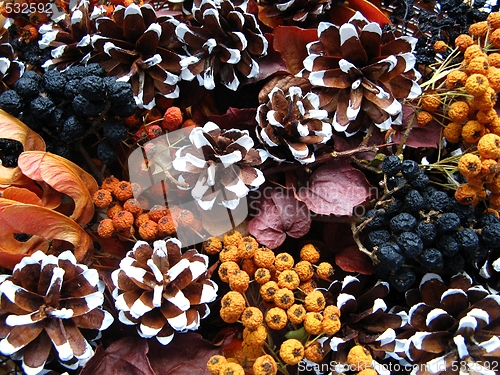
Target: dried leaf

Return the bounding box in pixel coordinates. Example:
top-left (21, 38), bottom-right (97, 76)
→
top-left (148, 332), bottom-right (228, 375)
top-left (0, 110), bottom-right (45, 186)
top-left (0, 199), bottom-right (93, 262)
top-left (208, 107), bottom-right (258, 132)
top-left (335, 245), bottom-right (374, 274)
top-left (252, 34), bottom-right (288, 82)
top-left (248, 187), bottom-right (311, 249)
top-left (344, 0), bottom-right (391, 25)
top-left (1, 186), bottom-right (43, 205)
top-left (17, 152), bottom-right (98, 225)
top-left (298, 160), bottom-right (373, 216)
top-left (80, 337), bottom-right (156, 375)
top-left (273, 26), bottom-right (317, 75)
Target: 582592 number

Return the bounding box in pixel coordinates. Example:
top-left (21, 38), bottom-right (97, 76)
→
top-left (4, 1), bottom-right (52, 14)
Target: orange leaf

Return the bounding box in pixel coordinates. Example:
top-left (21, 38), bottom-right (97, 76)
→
top-left (0, 199), bottom-right (93, 262)
top-left (17, 152), bottom-right (97, 226)
top-left (2, 186), bottom-right (43, 205)
top-left (0, 109), bottom-right (45, 186)
top-left (0, 253), bottom-right (28, 270)
top-left (346, 0), bottom-right (391, 26)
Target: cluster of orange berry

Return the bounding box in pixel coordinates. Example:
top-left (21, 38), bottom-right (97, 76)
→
top-left (203, 230), bottom-right (360, 374)
top-left (93, 176), bottom-right (202, 241)
top-left (417, 12), bottom-right (500, 210)
top-left (123, 105), bottom-right (198, 142)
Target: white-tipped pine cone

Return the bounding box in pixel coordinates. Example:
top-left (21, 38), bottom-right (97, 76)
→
top-left (0, 250), bottom-right (113, 375)
top-left (299, 12), bottom-right (422, 136)
top-left (172, 122), bottom-right (268, 210)
top-left (404, 272), bottom-right (500, 374)
top-left (256, 85), bottom-right (332, 164)
top-left (111, 239), bottom-right (217, 345)
top-left (176, 0), bottom-right (268, 91)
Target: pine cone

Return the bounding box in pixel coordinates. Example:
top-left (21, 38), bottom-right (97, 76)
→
top-left (479, 249), bottom-right (500, 292)
top-left (256, 85), bottom-right (332, 164)
top-left (172, 122), bottom-right (268, 210)
top-left (0, 31), bottom-right (24, 93)
top-left (38, 0), bottom-right (105, 69)
top-left (0, 251), bottom-right (113, 374)
top-left (260, 0), bottom-right (332, 23)
top-left (176, 0), bottom-right (268, 90)
top-left (299, 12), bottom-right (422, 136)
top-left (404, 272), bottom-right (500, 374)
top-left (111, 239), bottom-right (218, 345)
top-left (89, 3), bottom-right (183, 109)
top-left (324, 275), bottom-right (408, 365)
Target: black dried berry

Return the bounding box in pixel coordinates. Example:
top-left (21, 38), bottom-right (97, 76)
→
top-left (376, 242), bottom-right (405, 271)
top-left (381, 155), bottom-right (401, 176)
top-left (437, 234), bottom-right (459, 257)
top-left (436, 212), bottom-right (461, 233)
top-left (418, 248), bottom-right (444, 270)
top-left (30, 96), bottom-right (55, 119)
top-left (0, 90), bottom-right (24, 116)
top-left (416, 221), bottom-right (437, 245)
top-left (397, 231), bottom-right (424, 258)
top-left (79, 76), bottom-right (106, 101)
top-left (389, 268), bottom-right (416, 292)
top-left (390, 213), bottom-right (417, 234)
top-left (42, 69), bottom-right (67, 96)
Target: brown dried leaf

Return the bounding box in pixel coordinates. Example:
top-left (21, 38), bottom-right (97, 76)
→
top-left (148, 332), bottom-right (228, 375)
top-left (80, 337), bottom-right (156, 375)
top-left (17, 152), bottom-right (98, 225)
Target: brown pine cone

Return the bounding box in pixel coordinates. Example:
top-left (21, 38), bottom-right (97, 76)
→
top-left (260, 0), bottom-right (332, 23)
top-left (324, 275), bottom-right (408, 365)
top-left (256, 85), bottom-right (332, 164)
top-left (172, 122), bottom-right (268, 210)
top-left (38, 0), bottom-right (102, 69)
top-left (176, 0), bottom-right (268, 91)
top-left (89, 3), bottom-right (184, 109)
top-left (299, 12), bottom-right (422, 136)
top-left (403, 272), bottom-right (500, 374)
top-left (0, 251), bottom-right (113, 374)
top-left (111, 238), bottom-right (218, 345)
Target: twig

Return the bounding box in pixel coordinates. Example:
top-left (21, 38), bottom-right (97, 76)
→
top-left (262, 143), bottom-right (395, 176)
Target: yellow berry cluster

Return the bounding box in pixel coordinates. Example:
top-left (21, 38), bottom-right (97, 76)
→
top-left (93, 176), bottom-right (202, 241)
top-left (206, 231), bottom-right (340, 373)
top-left (420, 13), bottom-right (500, 210)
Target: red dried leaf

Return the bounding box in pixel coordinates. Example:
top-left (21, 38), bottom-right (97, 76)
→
top-left (18, 151), bottom-right (98, 225)
top-left (335, 245), bottom-right (374, 274)
top-left (273, 26), bottom-right (317, 75)
top-left (394, 121), bottom-right (442, 149)
top-left (80, 337), bottom-right (156, 375)
top-left (252, 34), bottom-right (288, 82)
top-left (0, 199), bottom-right (93, 262)
top-left (208, 107), bottom-right (257, 132)
top-left (248, 187), bottom-right (311, 249)
top-left (0, 110), bottom-right (45, 186)
top-left (148, 332), bottom-right (230, 375)
top-left (298, 160), bottom-right (373, 216)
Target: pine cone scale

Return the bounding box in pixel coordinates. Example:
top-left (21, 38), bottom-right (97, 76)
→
top-left (22, 332), bottom-right (52, 373)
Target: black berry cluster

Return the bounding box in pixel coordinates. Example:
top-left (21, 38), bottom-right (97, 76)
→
top-left (0, 138), bottom-right (23, 167)
top-left (360, 155), bottom-right (498, 293)
top-left (0, 64), bottom-right (137, 166)
top-left (382, 0), bottom-right (498, 75)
